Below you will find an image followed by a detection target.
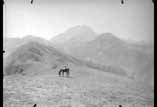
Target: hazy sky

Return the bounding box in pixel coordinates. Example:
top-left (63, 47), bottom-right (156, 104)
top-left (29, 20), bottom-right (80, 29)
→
top-left (4, 0), bottom-right (154, 43)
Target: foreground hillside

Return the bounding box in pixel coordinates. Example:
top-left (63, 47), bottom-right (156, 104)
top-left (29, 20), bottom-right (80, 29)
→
top-left (3, 66), bottom-right (154, 107)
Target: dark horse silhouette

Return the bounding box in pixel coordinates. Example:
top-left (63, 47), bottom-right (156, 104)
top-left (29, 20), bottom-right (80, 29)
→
top-left (58, 68), bottom-right (70, 77)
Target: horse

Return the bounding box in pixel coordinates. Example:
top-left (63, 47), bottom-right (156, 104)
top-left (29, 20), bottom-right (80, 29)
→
top-left (58, 68), bottom-right (70, 77)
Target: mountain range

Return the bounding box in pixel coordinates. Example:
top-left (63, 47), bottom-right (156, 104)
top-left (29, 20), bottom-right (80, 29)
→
top-left (4, 25), bottom-right (154, 87)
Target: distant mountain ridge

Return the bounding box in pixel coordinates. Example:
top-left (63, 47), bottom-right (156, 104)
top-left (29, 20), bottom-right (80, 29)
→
top-left (51, 25), bottom-right (97, 43)
top-left (50, 25), bottom-right (97, 53)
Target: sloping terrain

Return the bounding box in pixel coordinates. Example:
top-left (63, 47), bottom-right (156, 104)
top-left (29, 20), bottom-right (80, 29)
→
top-left (3, 66), bottom-right (154, 107)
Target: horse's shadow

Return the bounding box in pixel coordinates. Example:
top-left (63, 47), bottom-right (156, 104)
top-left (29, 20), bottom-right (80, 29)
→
top-left (62, 76), bottom-right (73, 78)
top-left (59, 74), bottom-right (73, 78)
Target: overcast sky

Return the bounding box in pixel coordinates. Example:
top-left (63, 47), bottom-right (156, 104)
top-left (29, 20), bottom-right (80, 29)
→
top-left (4, 0), bottom-right (154, 43)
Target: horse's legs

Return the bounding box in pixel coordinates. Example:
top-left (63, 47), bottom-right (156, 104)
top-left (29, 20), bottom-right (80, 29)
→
top-left (59, 71), bottom-right (61, 77)
top-left (59, 70), bottom-right (62, 77)
top-left (62, 71), bottom-right (64, 77)
top-left (58, 71), bottom-right (60, 77)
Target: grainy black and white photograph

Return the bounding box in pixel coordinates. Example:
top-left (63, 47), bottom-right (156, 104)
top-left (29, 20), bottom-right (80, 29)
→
top-left (3, 0), bottom-right (154, 107)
